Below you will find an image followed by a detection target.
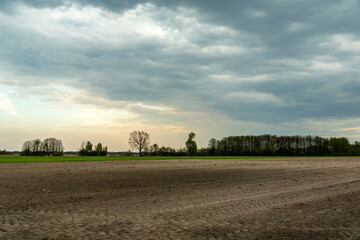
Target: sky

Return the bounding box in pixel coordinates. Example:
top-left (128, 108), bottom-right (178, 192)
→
top-left (1, 0), bottom-right (360, 151)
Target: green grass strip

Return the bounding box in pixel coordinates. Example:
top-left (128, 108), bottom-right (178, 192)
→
top-left (0, 155), bottom-right (347, 163)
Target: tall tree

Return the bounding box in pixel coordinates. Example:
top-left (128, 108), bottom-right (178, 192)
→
top-left (330, 137), bottom-right (350, 155)
top-left (208, 138), bottom-right (216, 155)
top-left (41, 138), bottom-right (64, 156)
top-left (78, 141), bottom-right (107, 156)
top-left (95, 143), bottom-right (103, 156)
top-left (128, 130), bottom-right (150, 156)
top-left (21, 140), bottom-right (33, 156)
top-left (32, 139), bottom-right (42, 156)
top-left (185, 132), bottom-right (197, 156)
top-left (150, 143), bottom-right (159, 156)
top-left (85, 141), bottom-right (93, 152)
top-left (21, 138), bottom-right (64, 156)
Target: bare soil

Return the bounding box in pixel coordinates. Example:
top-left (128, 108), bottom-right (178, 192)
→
top-left (1, 158), bottom-right (360, 239)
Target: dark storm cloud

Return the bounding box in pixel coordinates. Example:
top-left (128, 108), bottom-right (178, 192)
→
top-left (1, 0), bottom-right (360, 124)
top-left (0, 0), bottom-right (64, 13)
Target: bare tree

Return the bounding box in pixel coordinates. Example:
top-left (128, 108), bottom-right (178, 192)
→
top-left (41, 138), bottom-right (64, 156)
top-left (128, 131), bottom-right (150, 156)
top-left (21, 140), bottom-right (33, 156)
top-left (33, 139), bottom-right (42, 155)
top-left (21, 139), bottom-right (42, 156)
top-left (21, 138), bottom-right (63, 156)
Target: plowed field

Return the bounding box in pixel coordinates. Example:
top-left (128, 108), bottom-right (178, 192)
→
top-left (1, 158), bottom-right (360, 239)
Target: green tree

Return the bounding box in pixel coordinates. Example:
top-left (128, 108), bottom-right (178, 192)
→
top-left (79, 141), bottom-right (107, 156)
top-left (85, 141), bottom-right (93, 152)
top-left (0, 149), bottom-right (7, 155)
top-left (269, 138), bottom-right (276, 155)
top-left (351, 141), bottom-right (360, 156)
top-left (330, 137), bottom-right (350, 156)
top-left (95, 143), bottom-right (103, 156)
top-left (150, 143), bottom-right (159, 156)
top-left (103, 146), bottom-right (108, 156)
top-left (208, 138), bottom-right (216, 155)
top-left (185, 132), bottom-right (197, 156)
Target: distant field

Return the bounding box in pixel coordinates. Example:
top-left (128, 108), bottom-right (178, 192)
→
top-left (0, 155), bottom-right (341, 163)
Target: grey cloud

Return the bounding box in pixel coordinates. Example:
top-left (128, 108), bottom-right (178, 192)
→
top-left (1, 0), bottom-right (360, 128)
top-left (1, 0), bottom-right (147, 12)
top-left (0, 0), bottom-right (65, 13)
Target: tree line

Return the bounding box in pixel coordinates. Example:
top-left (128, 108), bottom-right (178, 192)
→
top-left (129, 131), bottom-right (197, 156)
top-left (132, 132), bottom-right (360, 157)
top-left (21, 138), bottom-right (64, 156)
top-left (204, 135), bottom-right (360, 156)
top-left (0, 149), bottom-right (8, 155)
top-left (20, 139), bottom-right (108, 157)
top-left (78, 141), bottom-right (108, 156)
top-left (19, 132), bottom-right (360, 157)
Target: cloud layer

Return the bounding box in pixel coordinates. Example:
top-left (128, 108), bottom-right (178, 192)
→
top-left (1, 0), bottom-right (360, 149)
